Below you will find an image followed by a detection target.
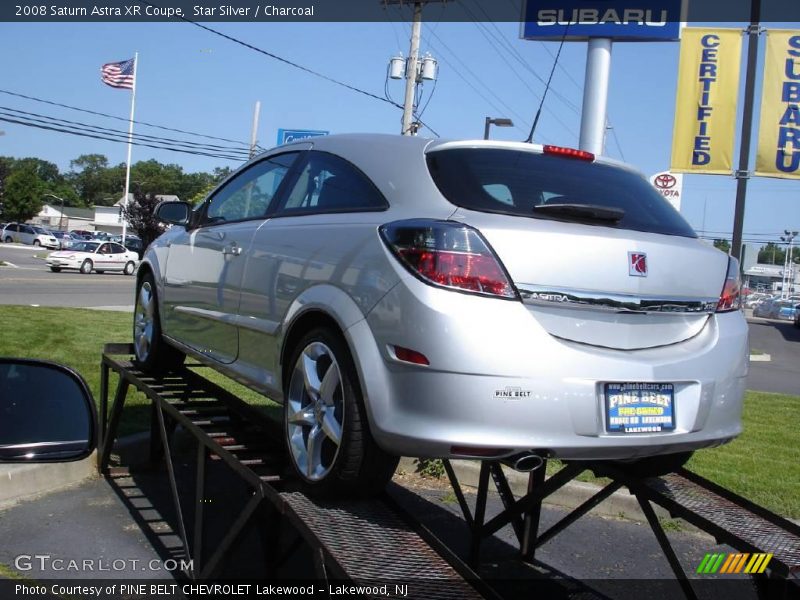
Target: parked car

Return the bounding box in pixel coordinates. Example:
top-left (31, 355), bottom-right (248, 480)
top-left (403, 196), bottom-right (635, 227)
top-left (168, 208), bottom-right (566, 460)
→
top-left (70, 230), bottom-right (94, 240)
top-left (133, 134), bottom-right (748, 496)
top-left (51, 231), bottom-right (77, 250)
top-left (752, 296), bottom-right (778, 318)
top-left (771, 299), bottom-right (798, 321)
top-left (2, 223), bottom-right (59, 248)
top-left (46, 241), bottom-right (138, 275)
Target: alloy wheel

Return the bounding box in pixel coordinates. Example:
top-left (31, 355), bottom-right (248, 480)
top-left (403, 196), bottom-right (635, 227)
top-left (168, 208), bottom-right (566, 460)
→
top-left (286, 341), bottom-right (344, 481)
top-left (134, 281), bottom-right (155, 362)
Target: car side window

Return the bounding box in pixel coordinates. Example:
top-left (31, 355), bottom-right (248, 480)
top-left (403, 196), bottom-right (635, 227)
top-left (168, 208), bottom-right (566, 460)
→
top-left (205, 152), bottom-right (299, 224)
top-left (275, 151), bottom-right (387, 215)
top-left (21, 225), bottom-right (33, 234)
top-left (110, 243), bottom-right (126, 254)
top-left (99, 244), bottom-right (111, 254)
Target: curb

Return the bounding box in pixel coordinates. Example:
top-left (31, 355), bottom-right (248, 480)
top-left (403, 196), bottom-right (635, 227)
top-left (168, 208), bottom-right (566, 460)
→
top-left (0, 451), bottom-right (98, 510)
top-left (398, 457), bottom-right (672, 525)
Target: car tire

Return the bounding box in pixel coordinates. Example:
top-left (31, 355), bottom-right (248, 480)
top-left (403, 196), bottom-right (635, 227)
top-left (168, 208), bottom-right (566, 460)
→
top-left (4, 237), bottom-right (10, 243)
top-left (79, 259), bottom-right (93, 274)
top-left (33, 239), bottom-right (40, 247)
top-left (49, 266), bottom-right (61, 273)
top-left (284, 327), bottom-right (398, 497)
top-left (124, 261), bottom-right (136, 276)
top-left (133, 272), bottom-right (185, 374)
top-left (621, 451), bottom-right (693, 477)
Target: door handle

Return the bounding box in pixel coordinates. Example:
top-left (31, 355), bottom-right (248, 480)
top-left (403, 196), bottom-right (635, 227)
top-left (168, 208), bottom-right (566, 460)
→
top-left (222, 244), bottom-right (242, 256)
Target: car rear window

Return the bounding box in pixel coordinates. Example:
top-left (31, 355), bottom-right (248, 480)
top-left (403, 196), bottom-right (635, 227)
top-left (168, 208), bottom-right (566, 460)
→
top-left (426, 148), bottom-right (696, 238)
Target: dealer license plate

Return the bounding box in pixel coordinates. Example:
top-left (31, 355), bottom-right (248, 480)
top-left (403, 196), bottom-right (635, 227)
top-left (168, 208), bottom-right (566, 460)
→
top-left (605, 383), bottom-right (675, 433)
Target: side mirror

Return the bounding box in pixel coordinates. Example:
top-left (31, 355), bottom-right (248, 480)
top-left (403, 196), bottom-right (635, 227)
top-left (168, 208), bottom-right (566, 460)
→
top-left (155, 201), bottom-right (192, 226)
top-left (0, 359), bottom-right (97, 462)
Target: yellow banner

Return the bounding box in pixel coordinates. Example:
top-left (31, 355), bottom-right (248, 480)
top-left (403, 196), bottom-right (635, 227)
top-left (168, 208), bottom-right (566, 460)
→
top-left (671, 28), bottom-right (742, 174)
top-left (755, 30), bottom-right (800, 179)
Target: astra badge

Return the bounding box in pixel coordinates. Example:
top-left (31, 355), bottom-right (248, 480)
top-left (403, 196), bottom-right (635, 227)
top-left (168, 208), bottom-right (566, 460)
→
top-left (628, 252), bottom-right (648, 277)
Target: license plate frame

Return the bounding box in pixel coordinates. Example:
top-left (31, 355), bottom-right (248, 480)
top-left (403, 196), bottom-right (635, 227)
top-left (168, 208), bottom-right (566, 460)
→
top-left (605, 382), bottom-right (675, 433)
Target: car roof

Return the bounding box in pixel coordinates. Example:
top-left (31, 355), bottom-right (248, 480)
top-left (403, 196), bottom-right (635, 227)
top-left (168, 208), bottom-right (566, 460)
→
top-left (260, 133), bottom-right (639, 213)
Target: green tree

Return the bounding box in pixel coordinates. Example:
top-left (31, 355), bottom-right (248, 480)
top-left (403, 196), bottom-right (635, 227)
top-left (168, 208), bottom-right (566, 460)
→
top-left (69, 154), bottom-right (116, 206)
top-left (758, 243), bottom-right (786, 265)
top-left (713, 239), bottom-right (731, 254)
top-left (2, 168), bottom-right (45, 221)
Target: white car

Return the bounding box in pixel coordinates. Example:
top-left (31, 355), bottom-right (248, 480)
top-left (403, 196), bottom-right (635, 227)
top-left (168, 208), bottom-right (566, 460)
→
top-left (46, 241), bottom-right (138, 275)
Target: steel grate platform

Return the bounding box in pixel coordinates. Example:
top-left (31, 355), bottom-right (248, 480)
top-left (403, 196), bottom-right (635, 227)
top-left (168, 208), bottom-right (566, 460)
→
top-left (281, 491), bottom-right (484, 599)
top-left (641, 471), bottom-right (800, 576)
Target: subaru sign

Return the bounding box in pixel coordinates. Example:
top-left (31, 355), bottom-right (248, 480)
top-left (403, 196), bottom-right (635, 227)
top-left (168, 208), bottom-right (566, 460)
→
top-left (277, 128), bottom-right (329, 145)
top-left (521, 0), bottom-right (685, 41)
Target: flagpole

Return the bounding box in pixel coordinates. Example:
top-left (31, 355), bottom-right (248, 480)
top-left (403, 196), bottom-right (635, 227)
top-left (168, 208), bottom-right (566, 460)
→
top-left (121, 52), bottom-right (138, 245)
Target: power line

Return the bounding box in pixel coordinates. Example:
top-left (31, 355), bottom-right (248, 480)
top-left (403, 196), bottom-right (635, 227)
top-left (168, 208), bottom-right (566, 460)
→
top-left (0, 88), bottom-right (251, 148)
top-left (0, 114), bottom-right (248, 161)
top-left (0, 106), bottom-right (252, 156)
top-left (138, 1), bottom-right (440, 137)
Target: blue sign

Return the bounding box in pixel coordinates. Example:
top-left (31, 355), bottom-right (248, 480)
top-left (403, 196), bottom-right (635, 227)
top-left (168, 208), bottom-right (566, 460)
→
top-left (277, 128), bottom-right (329, 145)
top-left (521, 0), bottom-right (685, 41)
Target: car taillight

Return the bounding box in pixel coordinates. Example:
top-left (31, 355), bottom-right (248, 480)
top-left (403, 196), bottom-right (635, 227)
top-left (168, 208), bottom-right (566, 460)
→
top-left (379, 219), bottom-right (518, 300)
top-left (717, 257), bottom-right (742, 312)
top-left (543, 145), bottom-right (595, 161)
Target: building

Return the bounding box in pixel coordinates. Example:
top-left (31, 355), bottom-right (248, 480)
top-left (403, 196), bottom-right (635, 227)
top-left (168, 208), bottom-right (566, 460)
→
top-left (34, 193), bottom-right (180, 235)
top-left (743, 263), bottom-right (799, 295)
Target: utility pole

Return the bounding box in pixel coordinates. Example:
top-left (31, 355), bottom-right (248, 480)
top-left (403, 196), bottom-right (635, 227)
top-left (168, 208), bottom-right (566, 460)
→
top-left (402, 1), bottom-right (423, 136)
top-left (731, 0), bottom-right (762, 262)
top-left (249, 100), bottom-right (261, 158)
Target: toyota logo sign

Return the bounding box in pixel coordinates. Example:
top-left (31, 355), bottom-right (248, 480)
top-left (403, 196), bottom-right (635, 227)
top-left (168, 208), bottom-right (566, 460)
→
top-left (654, 174), bottom-right (677, 189)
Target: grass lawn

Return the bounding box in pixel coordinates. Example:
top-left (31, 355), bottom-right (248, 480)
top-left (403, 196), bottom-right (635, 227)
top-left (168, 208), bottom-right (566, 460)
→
top-left (1, 305), bottom-right (798, 517)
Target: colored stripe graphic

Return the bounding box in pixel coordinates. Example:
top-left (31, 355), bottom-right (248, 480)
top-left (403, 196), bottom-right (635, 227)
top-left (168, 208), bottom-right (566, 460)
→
top-left (700, 553), bottom-right (774, 574)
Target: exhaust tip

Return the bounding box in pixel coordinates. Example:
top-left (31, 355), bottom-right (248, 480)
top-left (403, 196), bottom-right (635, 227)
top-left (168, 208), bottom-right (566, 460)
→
top-left (503, 452), bottom-right (545, 472)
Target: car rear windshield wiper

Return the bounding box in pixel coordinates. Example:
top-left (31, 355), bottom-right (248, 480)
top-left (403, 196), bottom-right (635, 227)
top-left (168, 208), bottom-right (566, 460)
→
top-left (532, 203), bottom-right (625, 224)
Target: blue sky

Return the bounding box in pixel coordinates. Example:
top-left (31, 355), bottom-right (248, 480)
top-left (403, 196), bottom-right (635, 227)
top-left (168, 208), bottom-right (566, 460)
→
top-left (0, 13), bottom-right (799, 251)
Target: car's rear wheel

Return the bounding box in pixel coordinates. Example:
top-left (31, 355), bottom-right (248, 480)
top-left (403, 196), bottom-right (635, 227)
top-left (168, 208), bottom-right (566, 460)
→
top-left (133, 272), bottom-right (185, 373)
top-left (284, 327), bottom-right (397, 497)
top-left (124, 261), bottom-right (136, 276)
top-left (79, 259), bottom-right (93, 274)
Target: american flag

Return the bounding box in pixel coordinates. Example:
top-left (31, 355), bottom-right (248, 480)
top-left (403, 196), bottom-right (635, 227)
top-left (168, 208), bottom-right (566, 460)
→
top-left (101, 58), bottom-right (135, 90)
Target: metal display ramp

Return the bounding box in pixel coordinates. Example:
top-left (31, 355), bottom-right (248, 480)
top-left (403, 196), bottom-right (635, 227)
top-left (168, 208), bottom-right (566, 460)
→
top-left (98, 343), bottom-right (799, 599)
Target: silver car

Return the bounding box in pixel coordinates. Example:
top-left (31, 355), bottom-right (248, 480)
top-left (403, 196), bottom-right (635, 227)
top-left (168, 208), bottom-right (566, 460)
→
top-left (2, 223), bottom-right (59, 248)
top-left (134, 134), bottom-right (748, 495)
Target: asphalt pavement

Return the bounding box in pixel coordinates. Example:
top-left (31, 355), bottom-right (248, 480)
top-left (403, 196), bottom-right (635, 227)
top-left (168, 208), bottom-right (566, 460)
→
top-left (745, 312), bottom-right (800, 395)
top-left (0, 243), bottom-right (135, 309)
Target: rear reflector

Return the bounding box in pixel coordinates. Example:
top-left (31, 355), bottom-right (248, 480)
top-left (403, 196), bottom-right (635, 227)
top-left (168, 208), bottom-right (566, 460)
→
top-left (543, 145), bottom-right (595, 161)
top-left (450, 446), bottom-right (511, 457)
top-left (392, 345), bottom-right (430, 366)
top-left (380, 219), bottom-right (518, 300)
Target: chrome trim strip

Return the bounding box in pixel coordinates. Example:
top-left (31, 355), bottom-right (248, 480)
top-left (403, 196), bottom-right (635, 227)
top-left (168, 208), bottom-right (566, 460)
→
top-left (518, 285), bottom-right (718, 314)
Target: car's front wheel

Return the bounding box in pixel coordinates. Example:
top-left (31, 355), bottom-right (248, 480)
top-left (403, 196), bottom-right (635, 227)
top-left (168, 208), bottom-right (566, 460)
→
top-left (284, 328), bottom-right (397, 497)
top-left (79, 259), bottom-right (93, 274)
top-left (49, 266), bottom-right (61, 273)
top-left (3, 237), bottom-right (10, 243)
top-left (133, 272), bottom-right (185, 373)
top-left (33, 239), bottom-right (40, 247)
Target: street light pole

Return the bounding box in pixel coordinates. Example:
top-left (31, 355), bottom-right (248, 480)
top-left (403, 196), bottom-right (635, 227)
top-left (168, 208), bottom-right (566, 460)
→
top-left (484, 117), bottom-right (514, 140)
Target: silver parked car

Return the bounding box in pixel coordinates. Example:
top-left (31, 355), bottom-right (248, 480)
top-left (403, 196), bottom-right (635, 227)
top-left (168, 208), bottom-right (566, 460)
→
top-left (2, 223), bottom-right (59, 248)
top-left (133, 134), bottom-right (748, 495)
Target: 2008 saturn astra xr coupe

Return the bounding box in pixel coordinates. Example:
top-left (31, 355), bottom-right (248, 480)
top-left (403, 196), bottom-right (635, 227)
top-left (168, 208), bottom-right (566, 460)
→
top-left (133, 134), bottom-right (748, 496)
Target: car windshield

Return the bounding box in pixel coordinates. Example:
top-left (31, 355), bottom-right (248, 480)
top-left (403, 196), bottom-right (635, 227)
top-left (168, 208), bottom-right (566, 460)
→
top-left (426, 148), bottom-right (697, 238)
top-left (70, 242), bottom-right (100, 252)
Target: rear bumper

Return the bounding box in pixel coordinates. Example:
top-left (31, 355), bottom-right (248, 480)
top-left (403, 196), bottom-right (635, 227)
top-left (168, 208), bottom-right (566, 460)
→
top-left (351, 277), bottom-right (748, 460)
